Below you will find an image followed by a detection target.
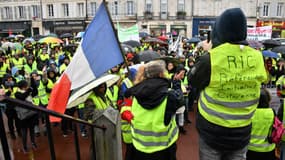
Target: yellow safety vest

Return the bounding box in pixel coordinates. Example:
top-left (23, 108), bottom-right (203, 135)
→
top-left (122, 78), bottom-right (133, 89)
top-left (11, 57), bottom-right (25, 69)
top-left (24, 62), bottom-right (37, 74)
top-left (33, 81), bottom-right (48, 105)
top-left (131, 97), bottom-right (178, 153)
top-left (120, 105), bottom-right (132, 144)
top-left (199, 43), bottom-right (268, 128)
top-left (106, 85), bottom-right (119, 107)
top-left (248, 108), bottom-right (275, 152)
top-left (0, 63), bottom-right (9, 78)
top-left (88, 93), bottom-right (110, 110)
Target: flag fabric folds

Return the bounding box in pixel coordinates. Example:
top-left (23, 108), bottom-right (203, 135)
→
top-left (47, 2), bottom-right (124, 122)
top-left (117, 24), bottom-right (140, 42)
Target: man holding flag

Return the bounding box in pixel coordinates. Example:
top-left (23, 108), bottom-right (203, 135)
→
top-left (47, 1), bottom-right (125, 122)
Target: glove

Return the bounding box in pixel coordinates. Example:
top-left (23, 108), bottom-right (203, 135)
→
top-left (121, 110), bottom-right (134, 123)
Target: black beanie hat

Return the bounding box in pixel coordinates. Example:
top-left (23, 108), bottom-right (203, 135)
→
top-left (212, 8), bottom-right (247, 48)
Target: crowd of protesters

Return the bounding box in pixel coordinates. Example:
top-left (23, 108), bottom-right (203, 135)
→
top-left (1, 8), bottom-right (285, 160)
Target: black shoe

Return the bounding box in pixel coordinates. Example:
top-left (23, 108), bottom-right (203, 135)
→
top-left (179, 127), bottom-right (187, 135)
top-left (22, 147), bottom-right (28, 154)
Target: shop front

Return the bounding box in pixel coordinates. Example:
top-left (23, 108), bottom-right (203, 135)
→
top-left (149, 25), bottom-right (166, 36)
top-left (170, 25), bottom-right (187, 37)
top-left (192, 18), bottom-right (215, 37)
top-left (43, 20), bottom-right (85, 35)
top-left (256, 20), bottom-right (285, 38)
top-left (0, 21), bottom-right (32, 37)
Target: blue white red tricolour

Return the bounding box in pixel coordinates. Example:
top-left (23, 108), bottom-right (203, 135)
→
top-left (47, 2), bottom-right (124, 122)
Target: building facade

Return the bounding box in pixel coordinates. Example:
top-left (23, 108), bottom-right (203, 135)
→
top-left (0, 0), bottom-right (284, 38)
top-left (256, 0), bottom-right (285, 38)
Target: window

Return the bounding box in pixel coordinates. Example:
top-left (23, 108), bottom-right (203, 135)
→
top-left (90, 2), bottom-right (96, 16)
top-left (32, 5), bottom-right (39, 18)
top-left (3, 6), bottom-right (12, 19)
top-left (78, 3), bottom-right (84, 17)
top-left (263, 2), bottom-right (269, 17)
top-left (18, 6), bottom-right (25, 18)
top-left (62, 3), bottom-right (69, 17)
top-left (47, 4), bottom-right (54, 17)
top-left (127, 1), bottom-right (134, 15)
top-left (277, 3), bottom-right (283, 17)
top-left (145, 0), bottom-right (152, 12)
top-left (160, 0), bottom-right (167, 19)
top-left (177, 0), bottom-right (185, 12)
top-left (112, 1), bottom-right (118, 15)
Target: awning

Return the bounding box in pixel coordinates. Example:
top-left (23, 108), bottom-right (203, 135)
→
top-left (0, 29), bottom-right (26, 33)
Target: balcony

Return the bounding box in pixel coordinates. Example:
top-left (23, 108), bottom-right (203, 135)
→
top-left (177, 11), bottom-right (186, 20)
top-left (144, 11), bottom-right (153, 20)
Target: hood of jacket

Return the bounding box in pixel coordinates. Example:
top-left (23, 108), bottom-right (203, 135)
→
top-left (211, 8), bottom-right (248, 48)
top-left (125, 78), bottom-right (170, 110)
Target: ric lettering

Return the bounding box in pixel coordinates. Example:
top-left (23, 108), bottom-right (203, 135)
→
top-left (227, 56), bottom-right (255, 69)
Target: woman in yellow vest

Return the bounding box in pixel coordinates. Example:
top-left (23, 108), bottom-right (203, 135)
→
top-left (125, 60), bottom-right (184, 160)
top-left (246, 88), bottom-right (276, 160)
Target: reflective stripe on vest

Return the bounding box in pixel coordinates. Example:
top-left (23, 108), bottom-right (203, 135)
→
top-left (199, 43), bottom-right (267, 128)
top-left (248, 108), bottom-right (275, 152)
top-left (123, 78), bottom-right (133, 89)
top-left (131, 97), bottom-right (178, 153)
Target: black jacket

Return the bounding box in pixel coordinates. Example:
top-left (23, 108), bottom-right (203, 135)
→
top-left (188, 53), bottom-right (251, 151)
top-left (125, 77), bottom-right (184, 126)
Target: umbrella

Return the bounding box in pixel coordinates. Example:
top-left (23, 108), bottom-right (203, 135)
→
top-left (45, 33), bottom-right (58, 38)
top-left (123, 40), bottom-right (141, 47)
top-left (1, 42), bottom-right (13, 50)
top-left (12, 42), bottom-right (23, 50)
top-left (39, 37), bottom-right (63, 44)
top-left (144, 38), bottom-right (168, 45)
top-left (139, 32), bottom-right (149, 38)
top-left (272, 46), bottom-right (285, 55)
top-left (262, 50), bottom-right (279, 58)
top-left (121, 44), bottom-right (134, 54)
top-left (247, 40), bottom-right (264, 49)
top-left (158, 56), bottom-right (181, 65)
top-left (75, 32), bottom-right (85, 38)
top-left (262, 39), bottom-right (281, 49)
top-left (60, 33), bottom-right (73, 39)
top-left (157, 35), bottom-right (168, 41)
top-left (15, 34), bottom-right (25, 39)
top-left (23, 38), bottom-right (35, 44)
top-left (186, 37), bottom-right (201, 43)
top-left (137, 50), bottom-right (161, 62)
top-left (67, 74), bottom-right (120, 108)
top-left (33, 34), bottom-right (45, 41)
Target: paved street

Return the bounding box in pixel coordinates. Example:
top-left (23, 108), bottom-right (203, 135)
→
top-left (4, 108), bottom-right (199, 160)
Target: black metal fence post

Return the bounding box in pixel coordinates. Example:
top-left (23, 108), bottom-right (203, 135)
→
top-left (91, 126), bottom-right (96, 160)
top-left (45, 114), bottom-right (56, 160)
top-left (0, 109), bottom-right (11, 160)
top-left (73, 123), bottom-right (81, 160)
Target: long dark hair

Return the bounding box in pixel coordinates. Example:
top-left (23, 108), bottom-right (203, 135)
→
top-left (258, 88), bottom-right (271, 108)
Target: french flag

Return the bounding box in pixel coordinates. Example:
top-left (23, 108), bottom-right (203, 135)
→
top-left (47, 2), bottom-right (124, 122)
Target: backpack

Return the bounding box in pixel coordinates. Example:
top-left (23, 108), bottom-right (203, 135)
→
top-left (269, 116), bottom-right (285, 144)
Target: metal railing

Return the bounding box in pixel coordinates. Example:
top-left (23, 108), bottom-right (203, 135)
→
top-left (0, 96), bottom-right (106, 160)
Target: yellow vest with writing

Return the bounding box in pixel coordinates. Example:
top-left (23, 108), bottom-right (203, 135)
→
top-left (199, 43), bottom-right (267, 128)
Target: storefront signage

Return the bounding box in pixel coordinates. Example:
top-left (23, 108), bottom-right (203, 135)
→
top-left (247, 26), bottom-right (272, 41)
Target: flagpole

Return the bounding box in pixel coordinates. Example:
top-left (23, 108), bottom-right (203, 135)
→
top-left (102, 0), bottom-right (130, 74)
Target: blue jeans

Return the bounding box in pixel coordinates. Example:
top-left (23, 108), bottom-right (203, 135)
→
top-left (199, 137), bottom-right (247, 160)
